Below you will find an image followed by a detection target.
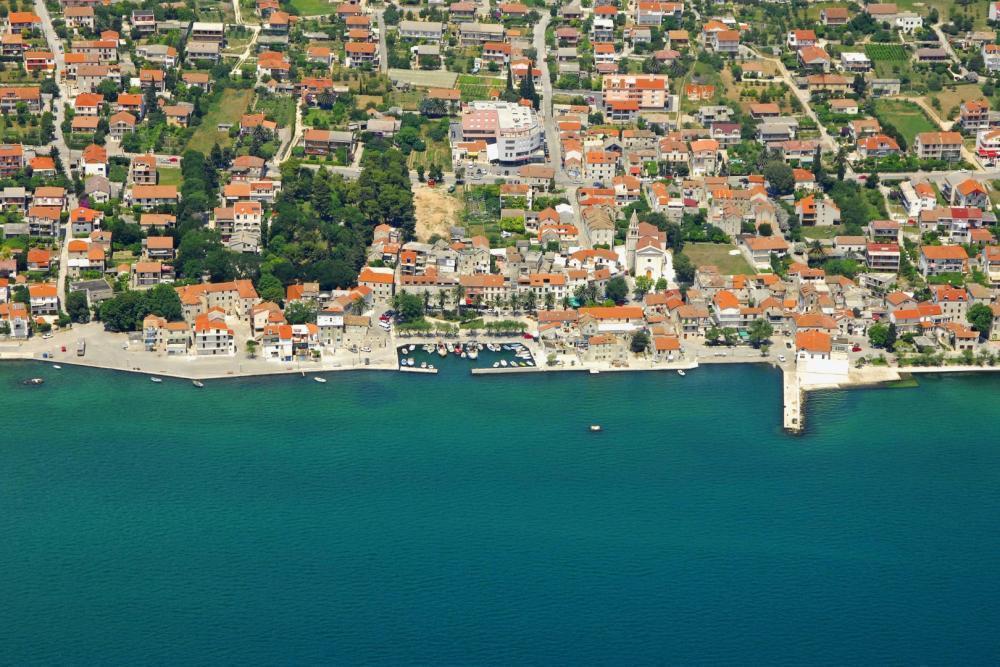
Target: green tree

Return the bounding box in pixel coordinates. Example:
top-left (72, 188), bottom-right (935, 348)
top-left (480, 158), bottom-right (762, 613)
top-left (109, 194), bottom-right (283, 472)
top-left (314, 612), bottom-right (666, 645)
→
top-left (246, 340), bottom-right (258, 358)
top-left (285, 300), bottom-right (318, 324)
top-left (633, 275), bottom-right (653, 297)
top-left (868, 322), bottom-right (890, 349)
top-left (764, 161), bottom-right (795, 196)
top-left (605, 275), bottom-right (628, 304)
top-left (747, 318), bottom-right (774, 348)
top-left (722, 327), bottom-right (738, 346)
top-left (967, 302), bottom-right (993, 336)
top-left (673, 252), bottom-right (695, 285)
top-left (630, 330), bottom-right (650, 353)
top-left (392, 290), bottom-right (424, 322)
top-left (66, 290), bottom-right (91, 323)
top-left (144, 284), bottom-right (182, 321)
top-left (12, 285), bottom-right (29, 304)
top-left (257, 272), bottom-right (285, 303)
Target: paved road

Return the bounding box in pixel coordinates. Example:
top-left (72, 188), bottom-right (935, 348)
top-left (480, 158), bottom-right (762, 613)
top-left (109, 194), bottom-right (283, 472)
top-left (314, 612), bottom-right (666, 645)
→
top-left (534, 14), bottom-right (565, 181)
top-left (229, 0), bottom-right (260, 75)
top-left (375, 8), bottom-right (388, 73)
top-left (34, 0), bottom-right (77, 308)
top-left (747, 47), bottom-right (837, 153)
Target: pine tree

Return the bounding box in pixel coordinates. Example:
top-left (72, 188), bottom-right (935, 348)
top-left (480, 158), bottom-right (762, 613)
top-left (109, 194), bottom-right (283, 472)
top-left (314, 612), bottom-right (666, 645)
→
top-left (519, 69), bottom-right (538, 109)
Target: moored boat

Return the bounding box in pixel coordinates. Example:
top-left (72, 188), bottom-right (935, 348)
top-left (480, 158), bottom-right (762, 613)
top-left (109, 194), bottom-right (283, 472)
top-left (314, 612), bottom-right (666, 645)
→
top-left (150, 377), bottom-right (162, 383)
top-left (314, 377), bottom-right (327, 383)
top-left (192, 380), bottom-right (205, 388)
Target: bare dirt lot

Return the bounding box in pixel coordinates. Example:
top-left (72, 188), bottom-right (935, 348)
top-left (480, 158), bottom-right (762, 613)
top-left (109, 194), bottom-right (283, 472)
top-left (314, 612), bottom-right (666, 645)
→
top-left (414, 185), bottom-right (462, 242)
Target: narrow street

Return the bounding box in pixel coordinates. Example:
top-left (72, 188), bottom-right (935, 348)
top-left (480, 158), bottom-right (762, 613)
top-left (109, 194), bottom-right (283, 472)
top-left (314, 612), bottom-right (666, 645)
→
top-left (33, 0), bottom-right (77, 307)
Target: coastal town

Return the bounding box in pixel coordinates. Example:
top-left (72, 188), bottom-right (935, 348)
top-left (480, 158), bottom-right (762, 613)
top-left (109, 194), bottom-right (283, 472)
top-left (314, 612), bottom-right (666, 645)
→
top-left (1, 0), bottom-right (1000, 429)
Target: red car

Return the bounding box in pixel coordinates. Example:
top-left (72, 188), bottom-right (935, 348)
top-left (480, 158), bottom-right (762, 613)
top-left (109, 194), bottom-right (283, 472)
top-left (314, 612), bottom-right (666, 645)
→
top-left (852, 345), bottom-right (862, 352)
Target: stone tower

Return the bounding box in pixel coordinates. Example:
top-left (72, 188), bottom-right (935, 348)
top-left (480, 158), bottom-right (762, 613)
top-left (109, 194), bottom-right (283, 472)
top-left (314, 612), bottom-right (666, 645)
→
top-left (625, 209), bottom-right (640, 273)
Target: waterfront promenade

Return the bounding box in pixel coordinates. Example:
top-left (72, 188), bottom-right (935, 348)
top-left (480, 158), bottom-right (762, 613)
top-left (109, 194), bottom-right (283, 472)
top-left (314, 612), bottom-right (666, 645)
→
top-left (3, 323), bottom-right (997, 434)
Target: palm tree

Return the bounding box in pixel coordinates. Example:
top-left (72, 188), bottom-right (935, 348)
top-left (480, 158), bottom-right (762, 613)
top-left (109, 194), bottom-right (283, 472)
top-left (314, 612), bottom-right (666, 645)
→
top-left (544, 292), bottom-right (555, 311)
top-left (436, 290), bottom-right (447, 313)
top-left (452, 284), bottom-right (466, 316)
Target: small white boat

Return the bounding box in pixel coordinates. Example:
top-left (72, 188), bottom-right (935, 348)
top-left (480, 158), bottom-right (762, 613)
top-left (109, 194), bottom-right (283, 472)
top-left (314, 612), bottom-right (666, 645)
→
top-left (428, 364), bottom-right (435, 370)
top-left (461, 352), bottom-right (467, 358)
top-left (420, 362), bottom-right (427, 369)
top-left (52, 365), bottom-right (62, 369)
top-left (526, 361), bottom-right (534, 366)
top-left (408, 344), bottom-right (416, 351)
top-left (407, 358), bottom-right (415, 366)
top-left (468, 349), bottom-right (478, 360)
top-left (493, 362), bottom-right (499, 368)
top-left (150, 377), bottom-right (162, 383)
top-left (590, 425), bottom-right (602, 432)
top-left (314, 377), bottom-right (327, 383)
top-left (437, 346), bottom-right (448, 358)
top-left (401, 347), bottom-right (408, 355)
top-left (589, 369), bottom-right (600, 375)
top-left (192, 380), bottom-right (205, 388)
top-left (677, 369), bottom-right (686, 376)
top-left (500, 359), bottom-right (508, 367)
top-left (24, 378), bottom-right (44, 385)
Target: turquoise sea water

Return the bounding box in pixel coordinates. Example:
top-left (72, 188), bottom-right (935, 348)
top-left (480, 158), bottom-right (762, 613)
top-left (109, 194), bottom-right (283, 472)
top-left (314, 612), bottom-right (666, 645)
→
top-left (2, 361), bottom-right (999, 664)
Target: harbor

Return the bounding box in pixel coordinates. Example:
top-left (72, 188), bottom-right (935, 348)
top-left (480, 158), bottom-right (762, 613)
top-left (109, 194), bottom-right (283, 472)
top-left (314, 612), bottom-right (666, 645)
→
top-left (396, 340), bottom-right (537, 371)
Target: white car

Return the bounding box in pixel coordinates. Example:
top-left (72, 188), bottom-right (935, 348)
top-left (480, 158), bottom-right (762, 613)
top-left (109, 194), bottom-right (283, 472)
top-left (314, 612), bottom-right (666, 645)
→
top-left (42, 333), bottom-right (53, 339)
top-left (778, 354), bottom-right (786, 362)
top-left (360, 346), bottom-right (371, 353)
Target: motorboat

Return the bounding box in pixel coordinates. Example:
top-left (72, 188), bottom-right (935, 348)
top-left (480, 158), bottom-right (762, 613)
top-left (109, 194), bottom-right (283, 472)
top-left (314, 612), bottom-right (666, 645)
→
top-left (192, 380), bottom-right (205, 388)
top-left (420, 362), bottom-right (428, 369)
top-left (401, 347), bottom-right (408, 354)
top-left (150, 377), bottom-right (163, 383)
top-left (589, 369), bottom-right (600, 375)
top-left (437, 345), bottom-right (448, 358)
top-left (52, 365), bottom-right (62, 370)
top-left (589, 425), bottom-right (602, 433)
top-left (407, 358), bottom-right (415, 366)
top-left (677, 369), bottom-right (686, 376)
top-left (408, 344), bottom-right (416, 351)
top-left (467, 348), bottom-right (478, 360)
top-left (500, 359), bottom-right (508, 367)
top-left (314, 377), bottom-right (327, 383)
top-left (493, 362), bottom-right (499, 368)
top-left (23, 378), bottom-right (44, 385)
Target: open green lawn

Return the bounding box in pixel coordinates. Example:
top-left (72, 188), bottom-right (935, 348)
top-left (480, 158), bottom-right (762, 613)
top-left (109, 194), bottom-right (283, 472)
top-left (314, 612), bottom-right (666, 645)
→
top-left (158, 167), bottom-right (182, 186)
top-left (683, 243), bottom-right (755, 275)
top-left (289, 0), bottom-right (332, 15)
top-left (185, 88), bottom-right (254, 154)
top-left (874, 98), bottom-right (936, 146)
top-left (801, 226), bottom-right (840, 240)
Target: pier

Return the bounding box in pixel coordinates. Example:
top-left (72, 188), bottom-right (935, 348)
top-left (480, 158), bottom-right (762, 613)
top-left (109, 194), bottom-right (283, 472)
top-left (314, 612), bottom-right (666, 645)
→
top-left (398, 366), bottom-right (439, 374)
top-left (782, 367), bottom-right (803, 433)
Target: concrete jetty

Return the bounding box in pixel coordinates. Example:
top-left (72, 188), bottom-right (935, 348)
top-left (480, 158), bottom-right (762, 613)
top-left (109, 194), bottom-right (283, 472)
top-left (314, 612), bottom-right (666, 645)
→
top-left (398, 366), bottom-right (438, 374)
top-left (782, 367), bottom-right (803, 433)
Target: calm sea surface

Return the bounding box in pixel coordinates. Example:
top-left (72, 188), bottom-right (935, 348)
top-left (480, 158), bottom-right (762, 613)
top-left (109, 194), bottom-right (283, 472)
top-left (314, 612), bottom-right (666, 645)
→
top-left (2, 361), bottom-right (999, 664)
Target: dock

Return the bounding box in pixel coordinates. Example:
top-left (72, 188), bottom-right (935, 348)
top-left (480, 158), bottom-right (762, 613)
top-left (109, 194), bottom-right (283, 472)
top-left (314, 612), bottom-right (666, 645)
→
top-left (398, 366), bottom-right (438, 374)
top-left (782, 367), bottom-right (803, 433)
